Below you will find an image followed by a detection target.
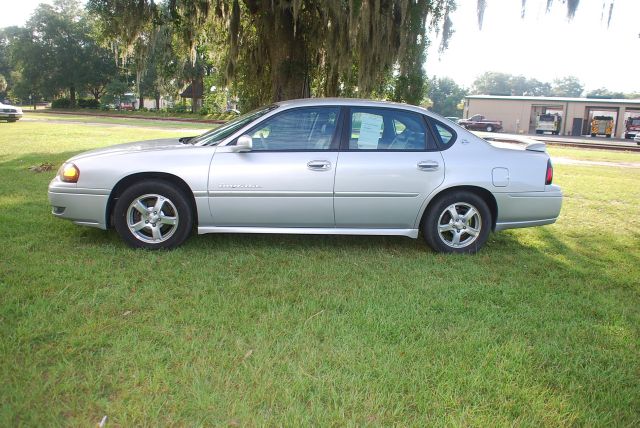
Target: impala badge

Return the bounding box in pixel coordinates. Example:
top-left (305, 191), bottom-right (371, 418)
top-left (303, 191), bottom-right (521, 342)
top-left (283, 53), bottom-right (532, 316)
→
top-left (218, 184), bottom-right (262, 188)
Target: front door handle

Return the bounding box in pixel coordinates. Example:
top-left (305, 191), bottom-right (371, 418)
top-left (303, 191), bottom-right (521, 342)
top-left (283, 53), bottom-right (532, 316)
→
top-left (417, 160), bottom-right (440, 171)
top-left (307, 160), bottom-right (332, 171)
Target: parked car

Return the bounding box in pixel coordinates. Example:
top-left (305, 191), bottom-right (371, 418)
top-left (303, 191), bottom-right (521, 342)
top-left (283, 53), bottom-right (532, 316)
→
top-left (634, 134), bottom-right (640, 145)
top-left (458, 114), bottom-right (503, 132)
top-left (0, 101), bottom-right (23, 122)
top-left (48, 98), bottom-right (562, 253)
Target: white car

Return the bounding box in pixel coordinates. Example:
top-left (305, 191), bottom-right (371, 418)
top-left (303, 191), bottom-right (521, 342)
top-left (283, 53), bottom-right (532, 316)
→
top-left (0, 102), bottom-right (23, 122)
top-left (634, 134), bottom-right (640, 145)
top-left (48, 98), bottom-right (563, 253)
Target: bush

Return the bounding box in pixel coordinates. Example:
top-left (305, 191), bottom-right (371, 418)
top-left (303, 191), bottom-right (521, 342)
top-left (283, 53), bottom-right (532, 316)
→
top-left (77, 98), bottom-right (100, 109)
top-left (51, 98), bottom-right (71, 109)
top-left (177, 105), bottom-right (190, 113)
top-left (198, 106), bottom-right (210, 115)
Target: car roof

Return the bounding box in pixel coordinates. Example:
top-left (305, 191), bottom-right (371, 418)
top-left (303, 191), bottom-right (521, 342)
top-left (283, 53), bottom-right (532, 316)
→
top-left (274, 97), bottom-right (431, 116)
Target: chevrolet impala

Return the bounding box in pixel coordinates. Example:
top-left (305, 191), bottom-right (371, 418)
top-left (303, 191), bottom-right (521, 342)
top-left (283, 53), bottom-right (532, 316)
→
top-left (48, 98), bottom-right (562, 253)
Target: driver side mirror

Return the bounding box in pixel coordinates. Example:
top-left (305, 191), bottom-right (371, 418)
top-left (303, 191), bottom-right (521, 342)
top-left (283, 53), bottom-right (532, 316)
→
top-left (235, 134), bottom-right (253, 152)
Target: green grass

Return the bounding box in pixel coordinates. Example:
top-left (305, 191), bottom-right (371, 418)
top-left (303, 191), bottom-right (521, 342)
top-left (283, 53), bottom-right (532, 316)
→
top-left (1, 119), bottom-right (639, 426)
top-left (33, 107), bottom-right (236, 121)
top-left (24, 112), bottom-right (215, 131)
top-left (548, 146), bottom-right (640, 163)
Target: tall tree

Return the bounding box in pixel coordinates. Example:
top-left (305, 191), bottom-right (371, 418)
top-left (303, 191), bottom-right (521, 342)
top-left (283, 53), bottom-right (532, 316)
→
top-left (586, 87), bottom-right (625, 99)
top-left (87, 0), bottom-right (601, 108)
top-left (551, 76), bottom-right (584, 97)
top-left (10, 0), bottom-right (119, 106)
top-left (428, 77), bottom-right (467, 117)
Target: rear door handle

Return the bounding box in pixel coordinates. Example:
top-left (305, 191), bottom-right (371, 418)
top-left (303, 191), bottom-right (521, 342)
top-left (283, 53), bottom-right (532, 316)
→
top-left (417, 160), bottom-right (440, 171)
top-left (307, 160), bottom-right (332, 171)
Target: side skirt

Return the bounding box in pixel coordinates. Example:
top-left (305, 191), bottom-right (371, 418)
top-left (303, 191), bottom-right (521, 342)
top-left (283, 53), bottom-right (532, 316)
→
top-left (197, 226), bottom-right (419, 239)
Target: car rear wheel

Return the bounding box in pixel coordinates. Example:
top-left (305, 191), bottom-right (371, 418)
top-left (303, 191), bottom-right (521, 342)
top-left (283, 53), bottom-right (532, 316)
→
top-left (423, 191), bottom-right (491, 254)
top-left (113, 180), bottom-right (193, 249)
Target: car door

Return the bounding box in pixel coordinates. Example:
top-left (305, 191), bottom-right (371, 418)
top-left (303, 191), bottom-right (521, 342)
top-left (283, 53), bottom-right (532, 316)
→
top-left (334, 107), bottom-right (445, 229)
top-left (209, 106), bottom-right (341, 227)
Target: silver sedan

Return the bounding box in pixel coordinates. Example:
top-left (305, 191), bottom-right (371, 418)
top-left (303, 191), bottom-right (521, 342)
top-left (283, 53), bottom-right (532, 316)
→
top-left (0, 101), bottom-right (23, 122)
top-left (48, 98), bottom-right (562, 253)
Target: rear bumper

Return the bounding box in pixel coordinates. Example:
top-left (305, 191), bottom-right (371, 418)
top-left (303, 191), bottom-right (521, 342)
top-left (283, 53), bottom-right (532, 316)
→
top-left (48, 185), bottom-right (110, 229)
top-left (494, 186), bottom-right (562, 232)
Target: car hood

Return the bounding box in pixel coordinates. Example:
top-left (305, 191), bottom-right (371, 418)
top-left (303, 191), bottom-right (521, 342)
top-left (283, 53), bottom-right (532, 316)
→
top-left (68, 138), bottom-right (192, 161)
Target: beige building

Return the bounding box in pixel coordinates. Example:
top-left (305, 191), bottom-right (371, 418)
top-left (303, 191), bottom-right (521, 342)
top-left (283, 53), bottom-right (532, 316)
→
top-left (463, 95), bottom-right (640, 138)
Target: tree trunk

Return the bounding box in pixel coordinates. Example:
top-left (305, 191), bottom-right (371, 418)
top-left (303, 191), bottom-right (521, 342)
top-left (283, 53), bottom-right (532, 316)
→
top-left (325, 69), bottom-right (340, 97)
top-left (155, 92), bottom-right (161, 110)
top-left (70, 86), bottom-right (76, 107)
top-left (139, 93), bottom-right (144, 110)
top-left (264, 8), bottom-right (309, 102)
top-left (191, 79), bottom-right (196, 113)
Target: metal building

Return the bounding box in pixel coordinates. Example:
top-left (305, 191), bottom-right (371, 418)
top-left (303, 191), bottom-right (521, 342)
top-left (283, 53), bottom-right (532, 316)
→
top-left (463, 95), bottom-right (640, 138)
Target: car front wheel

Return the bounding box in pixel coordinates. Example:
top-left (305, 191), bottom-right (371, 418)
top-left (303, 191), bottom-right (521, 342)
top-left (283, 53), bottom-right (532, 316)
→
top-left (423, 191), bottom-right (491, 254)
top-left (113, 180), bottom-right (193, 249)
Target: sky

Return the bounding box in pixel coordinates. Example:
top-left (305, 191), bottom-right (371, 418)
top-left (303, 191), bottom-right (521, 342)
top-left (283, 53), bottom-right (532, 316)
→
top-left (426, 0), bottom-right (639, 93)
top-left (2, 0), bottom-right (639, 93)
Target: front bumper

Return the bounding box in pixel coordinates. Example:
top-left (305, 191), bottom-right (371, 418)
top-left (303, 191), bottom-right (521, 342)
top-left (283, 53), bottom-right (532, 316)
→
top-left (0, 112), bottom-right (23, 120)
top-left (48, 182), bottom-right (110, 229)
top-left (494, 185), bottom-right (563, 231)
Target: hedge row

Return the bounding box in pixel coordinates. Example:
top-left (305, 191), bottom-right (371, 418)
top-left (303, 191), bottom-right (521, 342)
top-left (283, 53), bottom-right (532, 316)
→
top-left (51, 98), bottom-right (100, 108)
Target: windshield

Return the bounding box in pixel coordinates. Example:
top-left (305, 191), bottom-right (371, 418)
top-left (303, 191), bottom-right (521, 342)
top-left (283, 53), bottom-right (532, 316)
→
top-left (190, 105), bottom-right (278, 146)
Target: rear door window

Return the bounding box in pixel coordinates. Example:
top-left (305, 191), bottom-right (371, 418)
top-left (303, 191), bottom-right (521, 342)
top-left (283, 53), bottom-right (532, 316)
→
top-left (347, 108), bottom-right (429, 151)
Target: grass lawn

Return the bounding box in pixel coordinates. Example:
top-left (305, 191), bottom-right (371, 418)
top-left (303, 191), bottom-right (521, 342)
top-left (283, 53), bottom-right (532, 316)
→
top-left (1, 119), bottom-right (639, 426)
top-left (24, 111), bottom-right (215, 131)
top-left (39, 107), bottom-right (232, 121)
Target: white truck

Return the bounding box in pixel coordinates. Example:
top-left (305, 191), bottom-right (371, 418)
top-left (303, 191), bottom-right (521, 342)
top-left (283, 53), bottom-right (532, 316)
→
top-left (535, 113), bottom-right (562, 135)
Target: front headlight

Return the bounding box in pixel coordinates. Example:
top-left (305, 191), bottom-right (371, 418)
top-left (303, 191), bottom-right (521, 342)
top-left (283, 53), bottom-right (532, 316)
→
top-left (58, 162), bottom-right (80, 183)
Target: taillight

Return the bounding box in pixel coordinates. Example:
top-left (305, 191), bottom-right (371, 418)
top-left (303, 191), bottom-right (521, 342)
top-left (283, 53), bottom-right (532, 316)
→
top-left (545, 159), bottom-right (553, 185)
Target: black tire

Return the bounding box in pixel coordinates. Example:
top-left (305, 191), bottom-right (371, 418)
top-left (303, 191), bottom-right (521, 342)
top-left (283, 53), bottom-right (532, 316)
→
top-left (422, 191), bottom-right (491, 254)
top-left (591, 133), bottom-right (596, 137)
top-left (113, 180), bottom-right (193, 249)
top-left (485, 125), bottom-right (494, 132)
top-left (606, 134), bottom-right (611, 138)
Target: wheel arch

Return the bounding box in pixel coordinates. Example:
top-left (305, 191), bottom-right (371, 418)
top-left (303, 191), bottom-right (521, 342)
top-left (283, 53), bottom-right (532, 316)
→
top-left (418, 185), bottom-right (498, 231)
top-left (106, 172), bottom-right (198, 229)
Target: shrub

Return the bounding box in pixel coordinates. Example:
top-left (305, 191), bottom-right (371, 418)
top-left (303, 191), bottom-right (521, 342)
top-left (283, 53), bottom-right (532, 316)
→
top-left (77, 98), bottom-right (100, 109)
top-left (51, 98), bottom-right (71, 109)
